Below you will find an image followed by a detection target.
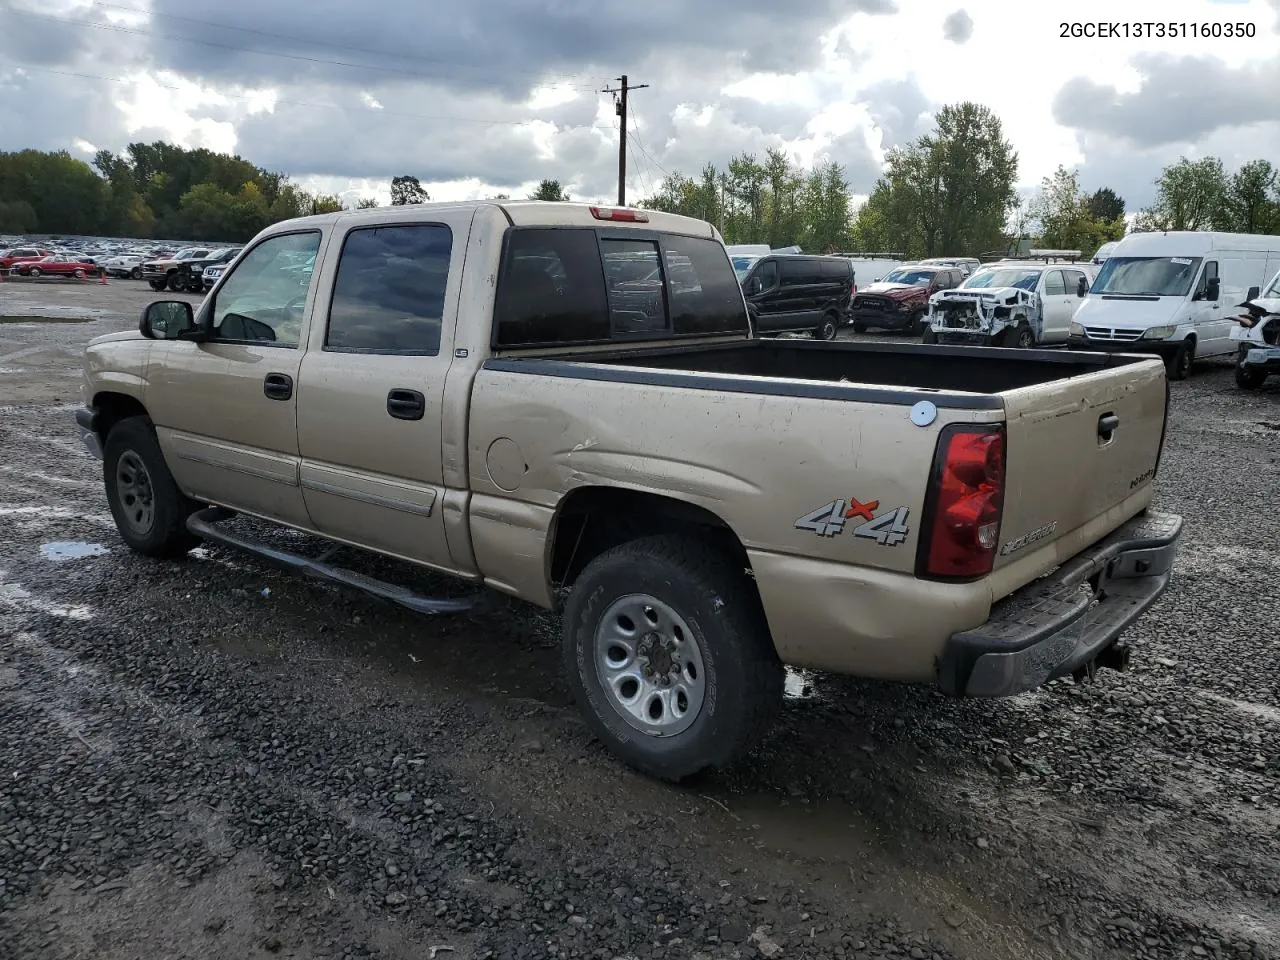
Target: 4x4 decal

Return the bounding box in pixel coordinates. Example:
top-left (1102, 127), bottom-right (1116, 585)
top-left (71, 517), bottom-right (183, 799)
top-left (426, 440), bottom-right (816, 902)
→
top-left (794, 497), bottom-right (910, 546)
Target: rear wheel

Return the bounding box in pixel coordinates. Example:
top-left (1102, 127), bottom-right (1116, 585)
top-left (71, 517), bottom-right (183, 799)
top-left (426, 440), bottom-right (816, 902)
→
top-left (103, 417), bottom-right (201, 558)
top-left (28, 267), bottom-right (41, 278)
top-left (813, 312), bottom-right (839, 341)
top-left (166, 273), bottom-right (184, 292)
top-left (149, 278), bottom-right (167, 291)
top-left (130, 266), bottom-right (143, 280)
top-left (73, 268), bottom-right (86, 280)
top-left (1168, 339), bottom-right (1194, 380)
top-left (562, 535), bottom-right (784, 782)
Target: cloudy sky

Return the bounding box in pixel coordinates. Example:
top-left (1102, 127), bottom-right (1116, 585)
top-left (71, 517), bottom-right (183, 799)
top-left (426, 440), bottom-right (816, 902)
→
top-left (1, 0), bottom-right (1278, 214)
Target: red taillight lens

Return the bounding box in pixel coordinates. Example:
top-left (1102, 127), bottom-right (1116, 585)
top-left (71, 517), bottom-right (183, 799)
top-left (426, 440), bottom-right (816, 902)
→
top-left (918, 425), bottom-right (1006, 579)
top-left (589, 206), bottom-right (649, 223)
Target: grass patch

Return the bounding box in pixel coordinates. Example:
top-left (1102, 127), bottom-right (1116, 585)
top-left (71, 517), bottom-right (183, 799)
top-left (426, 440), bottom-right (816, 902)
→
top-left (0, 315), bottom-right (95, 324)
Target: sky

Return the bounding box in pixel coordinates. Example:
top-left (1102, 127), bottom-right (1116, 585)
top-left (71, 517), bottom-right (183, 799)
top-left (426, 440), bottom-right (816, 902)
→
top-left (1, 0), bottom-right (1279, 217)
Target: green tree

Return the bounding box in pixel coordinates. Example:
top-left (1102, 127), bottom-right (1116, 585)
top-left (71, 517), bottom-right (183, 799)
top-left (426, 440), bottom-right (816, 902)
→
top-left (309, 194), bottom-right (345, 214)
top-left (0, 199), bottom-right (38, 233)
top-left (1137, 157), bottom-right (1227, 231)
top-left (530, 179), bottom-right (569, 201)
top-left (390, 175), bottom-right (429, 205)
top-left (800, 161), bottom-right (853, 252)
top-left (355, 197), bottom-right (380, 209)
top-left (1086, 187), bottom-right (1125, 223)
top-left (762, 148), bottom-right (803, 248)
top-left (1221, 159), bottom-right (1278, 233)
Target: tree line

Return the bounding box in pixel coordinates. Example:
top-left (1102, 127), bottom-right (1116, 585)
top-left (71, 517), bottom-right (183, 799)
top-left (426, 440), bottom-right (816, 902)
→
top-left (3, 107), bottom-right (1278, 251)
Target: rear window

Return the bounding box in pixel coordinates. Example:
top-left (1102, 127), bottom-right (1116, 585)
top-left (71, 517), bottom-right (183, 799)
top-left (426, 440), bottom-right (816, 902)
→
top-left (493, 227), bottom-right (748, 347)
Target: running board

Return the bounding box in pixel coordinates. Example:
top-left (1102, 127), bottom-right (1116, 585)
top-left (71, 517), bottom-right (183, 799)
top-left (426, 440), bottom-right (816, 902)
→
top-left (186, 507), bottom-right (480, 615)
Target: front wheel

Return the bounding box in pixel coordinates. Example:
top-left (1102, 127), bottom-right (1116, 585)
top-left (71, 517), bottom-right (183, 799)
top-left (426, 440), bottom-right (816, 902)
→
top-left (131, 266), bottom-right (143, 280)
top-left (166, 273), bottom-right (184, 292)
top-left (812, 313), bottom-right (839, 341)
top-left (562, 535), bottom-right (784, 782)
top-left (28, 267), bottom-right (41, 278)
top-left (921, 328), bottom-right (938, 344)
top-left (148, 278), bottom-right (167, 291)
top-left (1168, 340), bottom-right (1194, 380)
top-left (73, 269), bottom-right (86, 280)
top-left (1236, 347), bottom-right (1266, 389)
top-left (103, 417), bottom-right (201, 558)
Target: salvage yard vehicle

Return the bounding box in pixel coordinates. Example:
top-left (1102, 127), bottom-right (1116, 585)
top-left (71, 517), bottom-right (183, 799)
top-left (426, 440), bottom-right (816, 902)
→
top-left (9, 253), bottom-right (98, 279)
top-left (917, 256), bottom-right (981, 278)
top-left (141, 247), bottom-right (212, 291)
top-left (849, 264), bottom-right (965, 334)
top-left (740, 253), bottom-right (855, 340)
top-left (75, 200), bottom-right (1183, 782)
top-left (166, 247), bottom-right (241, 293)
top-left (0, 245), bottom-right (52, 270)
top-left (1068, 231), bottom-right (1280, 380)
top-left (1231, 269), bottom-right (1280, 389)
top-left (924, 261), bottom-right (1096, 348)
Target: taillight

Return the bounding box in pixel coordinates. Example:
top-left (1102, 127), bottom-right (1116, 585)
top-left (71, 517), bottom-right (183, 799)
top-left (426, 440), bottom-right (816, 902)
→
top-left (589, 206), bottom-right (649, 223)
top-left (917, 424), bottom-right (1006, 580)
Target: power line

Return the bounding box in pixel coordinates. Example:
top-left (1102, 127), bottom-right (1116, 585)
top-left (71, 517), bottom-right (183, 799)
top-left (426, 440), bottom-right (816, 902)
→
top-left (86, 1), bottom-right (615, 86)
top-left (601, 75), bottom-right (648, 205)
top-left (629, 110), bottom-right (669, 179)
top-left (7, 8), bottom-right (604, 93)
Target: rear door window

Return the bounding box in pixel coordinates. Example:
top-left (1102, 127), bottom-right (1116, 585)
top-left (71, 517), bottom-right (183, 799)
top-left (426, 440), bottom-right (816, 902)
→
top-left (494, 229), bottom-right (610, 346)
top-left (325, 223), bottom-right (452, 354)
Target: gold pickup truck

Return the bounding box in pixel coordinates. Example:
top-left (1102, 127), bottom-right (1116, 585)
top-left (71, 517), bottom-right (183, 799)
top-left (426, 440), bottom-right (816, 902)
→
top-left (75, 202), bottom-right (1182, 781)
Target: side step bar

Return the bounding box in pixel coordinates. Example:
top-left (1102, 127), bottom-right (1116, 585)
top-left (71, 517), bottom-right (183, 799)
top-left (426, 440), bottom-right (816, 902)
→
top-left (186, 507), bottom-right (481, 615)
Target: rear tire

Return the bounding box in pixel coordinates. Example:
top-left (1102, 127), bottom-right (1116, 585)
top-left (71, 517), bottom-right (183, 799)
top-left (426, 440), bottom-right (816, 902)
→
top-left (149, 279), bottom-right (167, 291)
top-left (562, 535), bottom-right (784, 782)
top-left (73, 269), bottom-right (86, 280)
top-left (167, 273), bottom-right (184, 292)
top-left (813, 313), bottom-right (839, 341)
top-left (103, 417), bottom-right (201, 558)
top-left (130, 266), bottom-right (143, 280)
top-left (28, 267), bottom-right (41, 278)
top-left (1168, 340), bottom-right (1194, 380)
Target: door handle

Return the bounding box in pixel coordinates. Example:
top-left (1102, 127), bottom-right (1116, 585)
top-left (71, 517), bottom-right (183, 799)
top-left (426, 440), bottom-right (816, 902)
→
top-left (386, 388), bottom-right (426, 421)
top-left (1098, 412), bottom-right (1119, 442)
top-left (263, 372), bottom-right (293, 401)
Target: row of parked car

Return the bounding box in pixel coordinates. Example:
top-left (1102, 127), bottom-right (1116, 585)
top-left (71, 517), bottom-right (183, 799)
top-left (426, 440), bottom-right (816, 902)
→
top-left (0, 242), bottom-right (241, 292)
top-left (729, 232), bottom-right (1280, 384)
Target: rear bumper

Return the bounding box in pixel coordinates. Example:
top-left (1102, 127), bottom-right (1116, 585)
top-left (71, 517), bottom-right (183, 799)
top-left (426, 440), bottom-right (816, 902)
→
top-left (937, 510), bottom-right (1183, 698)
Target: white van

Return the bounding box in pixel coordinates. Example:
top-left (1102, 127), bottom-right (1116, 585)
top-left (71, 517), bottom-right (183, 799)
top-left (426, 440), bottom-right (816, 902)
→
top-left (1067, 232), bottom-right (1280, 379)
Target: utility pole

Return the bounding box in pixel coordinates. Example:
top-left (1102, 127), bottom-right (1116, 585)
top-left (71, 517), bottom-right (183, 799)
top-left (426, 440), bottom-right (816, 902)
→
top-left (602, 75), bottom-right (648, 206)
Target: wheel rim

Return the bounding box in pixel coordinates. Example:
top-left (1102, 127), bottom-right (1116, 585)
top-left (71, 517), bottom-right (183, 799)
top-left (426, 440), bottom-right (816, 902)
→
top-left (115, 450), bottom-right (156, 536)
top-left (821, 319), bottom-right (836, 340)
top-left (1018, 329), bottom-right (1033, 348)
top-left (1179, 347), bottom-right (1192, 377)
top-left (594, 593), bottom-right (707, 738)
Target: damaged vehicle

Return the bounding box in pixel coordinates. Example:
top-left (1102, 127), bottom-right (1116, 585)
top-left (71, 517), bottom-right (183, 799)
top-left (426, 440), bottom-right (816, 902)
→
top-left (1231, 271), bottom-right (1280, 389)
top-left (849, 265), bottom-right (963, 333)
top-left (75, 201), bottom-right (1182, 782)
top-left (924, 262), bottom-right (1094, 348)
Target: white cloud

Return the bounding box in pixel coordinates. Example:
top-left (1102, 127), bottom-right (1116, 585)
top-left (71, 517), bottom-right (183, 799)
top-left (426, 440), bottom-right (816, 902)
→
top-left (1, 0), bottom-right (1278, 213)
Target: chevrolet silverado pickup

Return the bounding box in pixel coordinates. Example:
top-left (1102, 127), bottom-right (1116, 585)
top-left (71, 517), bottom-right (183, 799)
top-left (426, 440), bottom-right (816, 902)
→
top-left (75, 201), bottom-right (1183, 781)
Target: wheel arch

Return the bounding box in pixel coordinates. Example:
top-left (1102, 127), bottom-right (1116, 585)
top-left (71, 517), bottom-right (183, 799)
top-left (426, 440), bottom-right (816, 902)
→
top-left (91, 390), bottom-right (150, 443)
top-left (548, 485), bottom-right (755, 596)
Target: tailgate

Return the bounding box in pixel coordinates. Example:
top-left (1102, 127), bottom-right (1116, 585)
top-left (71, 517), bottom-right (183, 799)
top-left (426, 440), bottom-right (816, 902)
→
top-left (994, 357), bottom-right (1167, 570)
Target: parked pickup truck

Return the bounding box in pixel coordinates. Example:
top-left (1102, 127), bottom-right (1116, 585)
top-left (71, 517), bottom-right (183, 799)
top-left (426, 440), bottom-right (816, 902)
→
top-left (75, 201), bottom-right (1183, 781)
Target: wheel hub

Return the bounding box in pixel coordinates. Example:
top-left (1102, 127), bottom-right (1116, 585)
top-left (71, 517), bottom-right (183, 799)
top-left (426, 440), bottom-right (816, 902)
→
top-left (638, 632), bottom-right (677, 684)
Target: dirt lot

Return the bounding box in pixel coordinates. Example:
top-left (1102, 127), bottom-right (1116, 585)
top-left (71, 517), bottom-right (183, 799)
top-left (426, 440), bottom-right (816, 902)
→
top-left (2, 278), bottom-right (1279, 960)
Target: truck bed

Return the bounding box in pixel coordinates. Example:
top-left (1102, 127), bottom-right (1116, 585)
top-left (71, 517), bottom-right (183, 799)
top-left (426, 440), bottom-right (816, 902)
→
top-left (488, 339), bottom-right (1153, 403)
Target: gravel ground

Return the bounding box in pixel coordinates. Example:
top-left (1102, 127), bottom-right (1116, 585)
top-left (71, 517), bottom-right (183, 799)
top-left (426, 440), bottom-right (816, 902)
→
top-left (1, 279), bottom-right (1278, 960)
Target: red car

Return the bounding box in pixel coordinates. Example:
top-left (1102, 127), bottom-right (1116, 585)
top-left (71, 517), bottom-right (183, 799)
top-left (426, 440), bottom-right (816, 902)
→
top-left (0, 246), bottom-right (52, 270)
top-left (10, 254), bottom-right (98, 279)
top-left (848, 265), bottom-right (967, 334)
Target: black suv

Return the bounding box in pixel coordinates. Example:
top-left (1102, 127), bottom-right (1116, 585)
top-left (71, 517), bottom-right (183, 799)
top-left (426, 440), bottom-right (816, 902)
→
top-left (171, 247), bottom-right (242, 293)
top-left (740, 254), bottom-right (855, 340)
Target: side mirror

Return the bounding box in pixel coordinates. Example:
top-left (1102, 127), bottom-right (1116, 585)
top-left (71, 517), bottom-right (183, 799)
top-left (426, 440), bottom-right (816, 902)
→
top-left (1246, 285), bottom-right (1260, 301)
top-left (747, 276), bottom-right (763, 295)
top-left (1077, 275), bottom-right (1088, 297)
top-left (140, 300), bottom-right (196, 340)
top-left (1206, 276), bottom-right (1221, 302)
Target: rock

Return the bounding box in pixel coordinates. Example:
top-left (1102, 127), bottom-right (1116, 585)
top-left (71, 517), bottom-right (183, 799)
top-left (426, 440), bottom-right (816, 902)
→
top-left (975, 838), bottom-right (989, 850)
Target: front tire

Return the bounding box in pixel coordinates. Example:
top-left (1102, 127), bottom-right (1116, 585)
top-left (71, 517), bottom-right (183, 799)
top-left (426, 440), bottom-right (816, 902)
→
top-left (148, 278), bottom-right (167, 291)
top-left (103, 417), bottom-right (201, 558)
top-left (28, 267), bottom-right (41, 278)
top-left (562, 535), bottom-right (784, 782)
top-left (921, 328), bottom-right (938, 344)
top-left (131, 266), bottom-right (143, 280)
top-left (1168, 339), bottom-right (1194, 380)
top-left (1236, 347), bottom-right (1266, 389)
top-left (167, 273), bottom-right (184, 292)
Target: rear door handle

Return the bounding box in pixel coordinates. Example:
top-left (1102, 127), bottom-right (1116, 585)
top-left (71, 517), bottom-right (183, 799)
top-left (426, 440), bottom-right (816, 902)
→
top-left (387, 388), bottom-right (425, 421)
top-left (1098, 412), bottom-right (1119, 442)
top-left (263, 372), bottom-right (293, 401)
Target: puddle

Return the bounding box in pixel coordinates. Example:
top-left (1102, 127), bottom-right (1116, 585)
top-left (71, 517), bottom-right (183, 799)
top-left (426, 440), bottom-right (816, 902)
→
top-left (40, 541), bottom-right (109, 562)
top-left (784, 666), bottom-right (818, 699)
top-left (0, 315), bottom-right (95, 324)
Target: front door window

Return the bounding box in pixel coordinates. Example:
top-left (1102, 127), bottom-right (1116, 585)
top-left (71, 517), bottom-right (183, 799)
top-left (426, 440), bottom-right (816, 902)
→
top-left (209, 232), bottom-right (321, 346)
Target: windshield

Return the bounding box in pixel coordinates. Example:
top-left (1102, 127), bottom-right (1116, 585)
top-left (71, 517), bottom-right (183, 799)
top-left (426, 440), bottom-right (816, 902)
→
top-left (962, 268), bottom-right (1041, 291)
top-left (880, 268), bottom-right (936, 286)
top-left (174, 248), bottom-right (204, 260)
top-left (1092, 256), bottom-right (1202, 297)
top-left (731, 255), bottom-right (758, 282)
